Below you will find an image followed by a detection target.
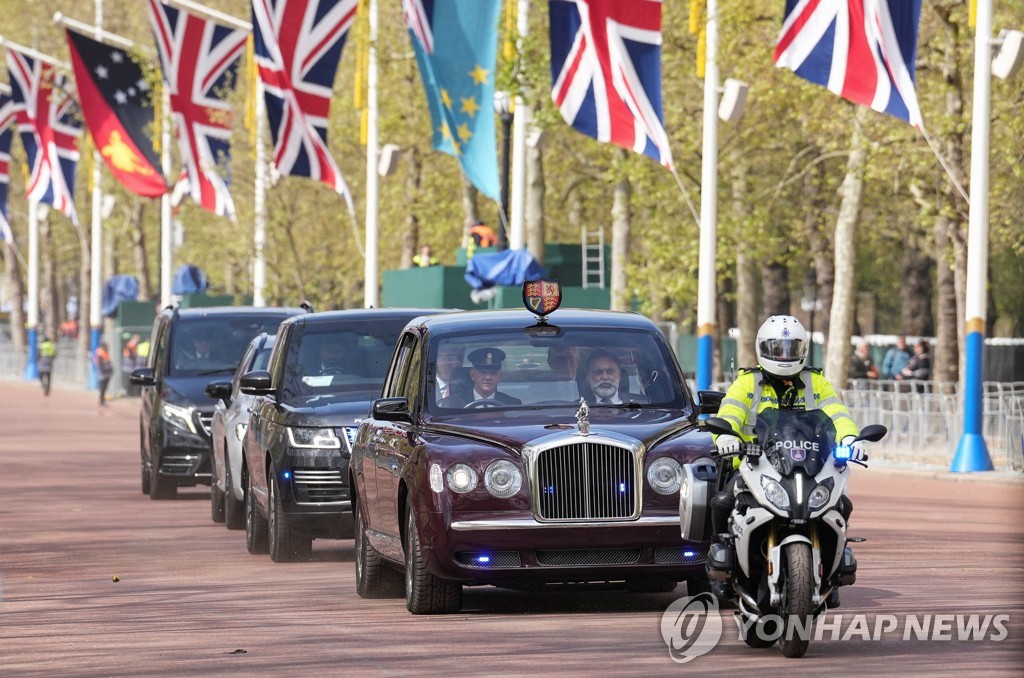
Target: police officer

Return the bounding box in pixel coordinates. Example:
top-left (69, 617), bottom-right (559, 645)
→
top-left (708, 316), bottom-right (867, 594)
top-left (412, 244), bottom-right (439, 267)
top-left (38, 336), bottom-right (57, 396)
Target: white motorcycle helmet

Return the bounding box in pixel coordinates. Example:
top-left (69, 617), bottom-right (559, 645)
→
top-left (756, 315), bottom-right (808, 377)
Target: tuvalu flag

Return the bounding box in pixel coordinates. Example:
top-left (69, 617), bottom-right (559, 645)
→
top-left (65, 28), bottom-right (169, 197)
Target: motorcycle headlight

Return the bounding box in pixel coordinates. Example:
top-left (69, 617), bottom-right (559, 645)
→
top-left (446, 463), bottom-right (478, 494)
top-left (161, 402), bottom-right (196, 434)
top-left (647, 457), bottom-right (683, 495)
top-left (761, 476), bottom-right (791, 511)
top-left (234, 422), bottom-right (248, 442)
top-left (286, 426), bottom-right (341, 449)
top-left (484, 460), bottom-right (522, 498)
top-left (808, 485), bottom-right (831, 510)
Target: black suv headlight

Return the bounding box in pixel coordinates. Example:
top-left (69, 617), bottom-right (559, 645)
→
top-left (286, 426), bottom-right (342, 449)
top-left (161, 402), bottom-right (197, 434)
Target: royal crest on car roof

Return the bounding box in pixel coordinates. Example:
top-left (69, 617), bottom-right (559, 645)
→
top-left (523, 279), bottom-right (562, 320)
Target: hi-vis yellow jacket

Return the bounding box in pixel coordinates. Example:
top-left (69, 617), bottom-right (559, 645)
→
top-left (716, 367), bottom-right (859, 443)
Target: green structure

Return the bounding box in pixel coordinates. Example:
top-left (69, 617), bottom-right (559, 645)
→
top-left (382, 243), bottom-right (611, 311)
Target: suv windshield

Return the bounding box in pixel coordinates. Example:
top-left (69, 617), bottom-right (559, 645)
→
top-left (169, 317), bottom-right (289, 377)
top-left (427, 327), bottom-right (687, 413)
top-left (280, 318), bottom-right (410, 403)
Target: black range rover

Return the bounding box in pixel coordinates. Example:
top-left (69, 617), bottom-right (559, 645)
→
top-left (131, 305), bottom-right (305, 499)
top-left (239, 308), bottom-right (448, 562)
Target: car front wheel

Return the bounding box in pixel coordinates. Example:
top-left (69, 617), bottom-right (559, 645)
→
top-left (354, 499), bottom-right (403, 599)
top-left (404, 507), bottom-right (462, 614)
top-left (245, 471), bottom-right (269, 555)
top-left (268, 471), bottom-right (311, 563)
top-left (224, 458), bottom-right (245, 530)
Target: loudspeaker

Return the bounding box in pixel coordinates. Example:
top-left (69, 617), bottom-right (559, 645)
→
top-left (718, 79), bottom-right (749, 123)
top-left (992, 30), bottom-right (1024, 81)
top-left (378, 143), bottom-right (402, 177)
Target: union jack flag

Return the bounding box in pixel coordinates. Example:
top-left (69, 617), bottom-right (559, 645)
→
top-left (5, 49), bottom-right (81, 226)
top-left (148, 0), bottom-right (248, 218)
top-left (548, 0), bottom-right (673, 169)
top-left (774, 0), bottom-right (924, 127)
top-left (1, 91), bottom-right (15, 242)
top-left (252, 0), bottom-right (356, 208)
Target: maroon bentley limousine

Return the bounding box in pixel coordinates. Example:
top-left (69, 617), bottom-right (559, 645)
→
top-left (350, 285), bottom-right (716, 613)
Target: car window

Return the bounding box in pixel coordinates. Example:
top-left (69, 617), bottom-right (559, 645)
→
top-left (427, 327), bottom-right (687, 414)
top-left (279, 317), bottom-right (409, 403)
top-left (153, 318), bottom-right (169, 376)
top-left (384, 333), bottom-right (416, 399)
top-left (168, 315), bottom-right (289, 377)
top-left (231, 343), bottom-right (258, 397)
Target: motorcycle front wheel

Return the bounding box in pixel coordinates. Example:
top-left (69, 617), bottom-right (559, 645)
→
top-left (780, 542), bottom-right (813, 658)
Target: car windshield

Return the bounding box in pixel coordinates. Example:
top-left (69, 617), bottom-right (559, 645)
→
top-left (426, 326), bottom-right (687, 414)
top-left (279, 318), bottom-right (409, 403)
top-left (169, 316), bottom-right (288, 377)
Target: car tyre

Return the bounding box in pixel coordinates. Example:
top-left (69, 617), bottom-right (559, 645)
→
top-left (210, 452), bottom-right (226, 523)
top-left (268, 471), bottom-right (311, 563)
top-left (141, 463), bottom-right (151, 495)
top-left (405, 507), bottom-right (462, 614)
top-left (224, 458), bottom-right (245, 530)
top-left (149, 462), bottom-right (176, 500)
top-left (245, 472), bottom-right (269, 555)
top-left (354, 499), bottom-right (404, 599)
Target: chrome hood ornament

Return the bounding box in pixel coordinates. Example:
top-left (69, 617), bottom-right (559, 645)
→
top-left (575, 397), bottom-right (591, 436)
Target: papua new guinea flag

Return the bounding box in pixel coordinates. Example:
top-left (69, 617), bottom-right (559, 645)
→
top-left (65, 28), bottom-right (169, 197)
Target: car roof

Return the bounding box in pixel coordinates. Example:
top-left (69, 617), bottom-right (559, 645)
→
top-left (280, 308), bottom-right (453, 328)
top-left (416, 308), bottom-right (657, 336)
top-left (163, 306), bottom-right (306, 319)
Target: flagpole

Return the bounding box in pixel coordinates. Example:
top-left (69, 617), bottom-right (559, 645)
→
top-left (87, 0), bottom-right (106, 392)
top-left (695, 0), bottom-right (719, 392)
top-left (952, 0), bottom-right (994, 472)
top-left (253, 78), bottom-right (267, 307)
top-left (364, 0), bottom-right (380, 308)
top-left (508, 0), bottom-right (529, 251)
top-left (0, 38), bottom-right (71, 70)
top-left (160, 86), bottom-right (173, 308)
top-left (24, 201), bottom-right (40, 380)
top-left (163, 0), bottom-right (252, 31)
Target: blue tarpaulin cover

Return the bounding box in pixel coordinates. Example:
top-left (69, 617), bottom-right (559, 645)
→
top-left (464, 249), bottom-right (545, 290)
top-left (101, 275), bottom-right (139, 318)
top-left (172, 264), bottom-right (208, 295)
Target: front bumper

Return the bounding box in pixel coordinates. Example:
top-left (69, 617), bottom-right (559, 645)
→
top-left (156, 422), bottom-right (211, 486)
top-left (273, 451), bottom-right (354, 539)
top-left (418, 510), bottom-right (708, 585)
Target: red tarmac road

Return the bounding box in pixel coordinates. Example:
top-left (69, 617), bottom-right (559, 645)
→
top-left (1, 380), bottom-right (1022, 676)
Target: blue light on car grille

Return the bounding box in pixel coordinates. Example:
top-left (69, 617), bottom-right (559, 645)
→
top-left (283, 470), bottom-right (291, 480)
top-left (455, 551), bottom-right (521, 568)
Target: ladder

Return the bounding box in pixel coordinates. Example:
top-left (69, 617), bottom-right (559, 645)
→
top-left (581, 227), bottom-right (605, 289)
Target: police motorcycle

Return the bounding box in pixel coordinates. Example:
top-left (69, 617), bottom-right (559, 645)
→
top-left (681, 408), bottom-right (886, 658)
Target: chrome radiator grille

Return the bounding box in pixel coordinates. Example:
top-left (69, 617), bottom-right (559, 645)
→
top-left (293, 468), bottom-right (346, 503)
top-left (534, 441), bottom-right (637, 520)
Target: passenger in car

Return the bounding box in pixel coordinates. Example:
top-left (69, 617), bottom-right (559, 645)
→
top-left (435, 344), bottom-right (465, 400)
top-left (438, 348), bottom-right (522, 408)
top-left (578, 350), bottom-right (649, 405)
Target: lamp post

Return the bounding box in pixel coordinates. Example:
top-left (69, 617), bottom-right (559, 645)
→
top-left (801, 269), bottom-right (822, 365)
top-left (493, 90), bottom-right (512, 251)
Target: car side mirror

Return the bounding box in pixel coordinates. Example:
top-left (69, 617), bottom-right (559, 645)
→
top-left (372, 397), bottom-right (411, 423)
top-left (239, 370), bottom-right (273, 396)
top-left (130, 367), bottom-right (156, 387)
top-left (702, 416), bottom-right (735, 438)
top-left (696, 390), bottom-right (725, 415)
top-left (205, 379), bottom-right (232, 404)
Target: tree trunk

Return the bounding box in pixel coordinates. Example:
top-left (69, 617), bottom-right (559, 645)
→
top-left (400, 146), bottom-right (422, 269)
top-left (730, 159), bottom-right (758, 372)
top-left (129, 200), bottom-right (152, 301)
top-left (901, 249), bottom-right (934, 336)
top-left (6, 242), bottom-right (26, 351)
top-left (610, 166), bottom-right (631, 312)
top-left (933, 214), bottom-right (959, 383)
top-left (824, 109), bottom-right (868, 385)
top-left (803, 151), bottom-right (833, 354)
top-left (761, 263), bottom-right (789, 317)
top-left (525, 140), bottom-right (545, 266)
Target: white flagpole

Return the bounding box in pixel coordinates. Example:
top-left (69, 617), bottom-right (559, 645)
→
top-left (364, 0), bottom-right (380, 308)
top-left (253, 78), bottom-right (267, 307)
top-left (87, 0), bottom-right (105, 391)
top-left (695, 0), bottom-right (719, 391)
top-left (508, 0), bottom-right (530, 251)
top-left (160, 86), bottom-right (173, 308)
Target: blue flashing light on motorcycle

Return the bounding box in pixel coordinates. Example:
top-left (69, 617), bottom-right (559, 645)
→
top-left (833, 443), bottom-right (853, 464)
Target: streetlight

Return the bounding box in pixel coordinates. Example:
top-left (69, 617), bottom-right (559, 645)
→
top-left (493, 90), bottom-right (512, 251)
top-left (801, 268), bottom-right (822, 365)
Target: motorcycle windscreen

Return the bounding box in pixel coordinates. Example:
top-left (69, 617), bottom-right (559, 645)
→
top-left (754, 409), bottom-right (837, 477)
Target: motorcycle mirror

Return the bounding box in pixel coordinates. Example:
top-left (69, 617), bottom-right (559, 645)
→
top-left (856, 424), bottom-right (887, 443)
top-left (702, 416), bottom-right (735, 437)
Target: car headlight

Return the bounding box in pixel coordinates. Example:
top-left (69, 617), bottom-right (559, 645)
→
top-left (161, 402), bottom-right (196, 434)
top-left (286, 426), bottom-right (341, 449)
top-left (446, 463), bottom-right (478, 494)
top-left (808, 484), bottom-right (831, 510)
top-left (647, 457), bottom-right (683, 495)
top-left (484, 460), bottom-right (522, 498)
top-left (234, 422), bottom-right (247, 442)
top-left (760, 476), bottom-right (791, 511)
